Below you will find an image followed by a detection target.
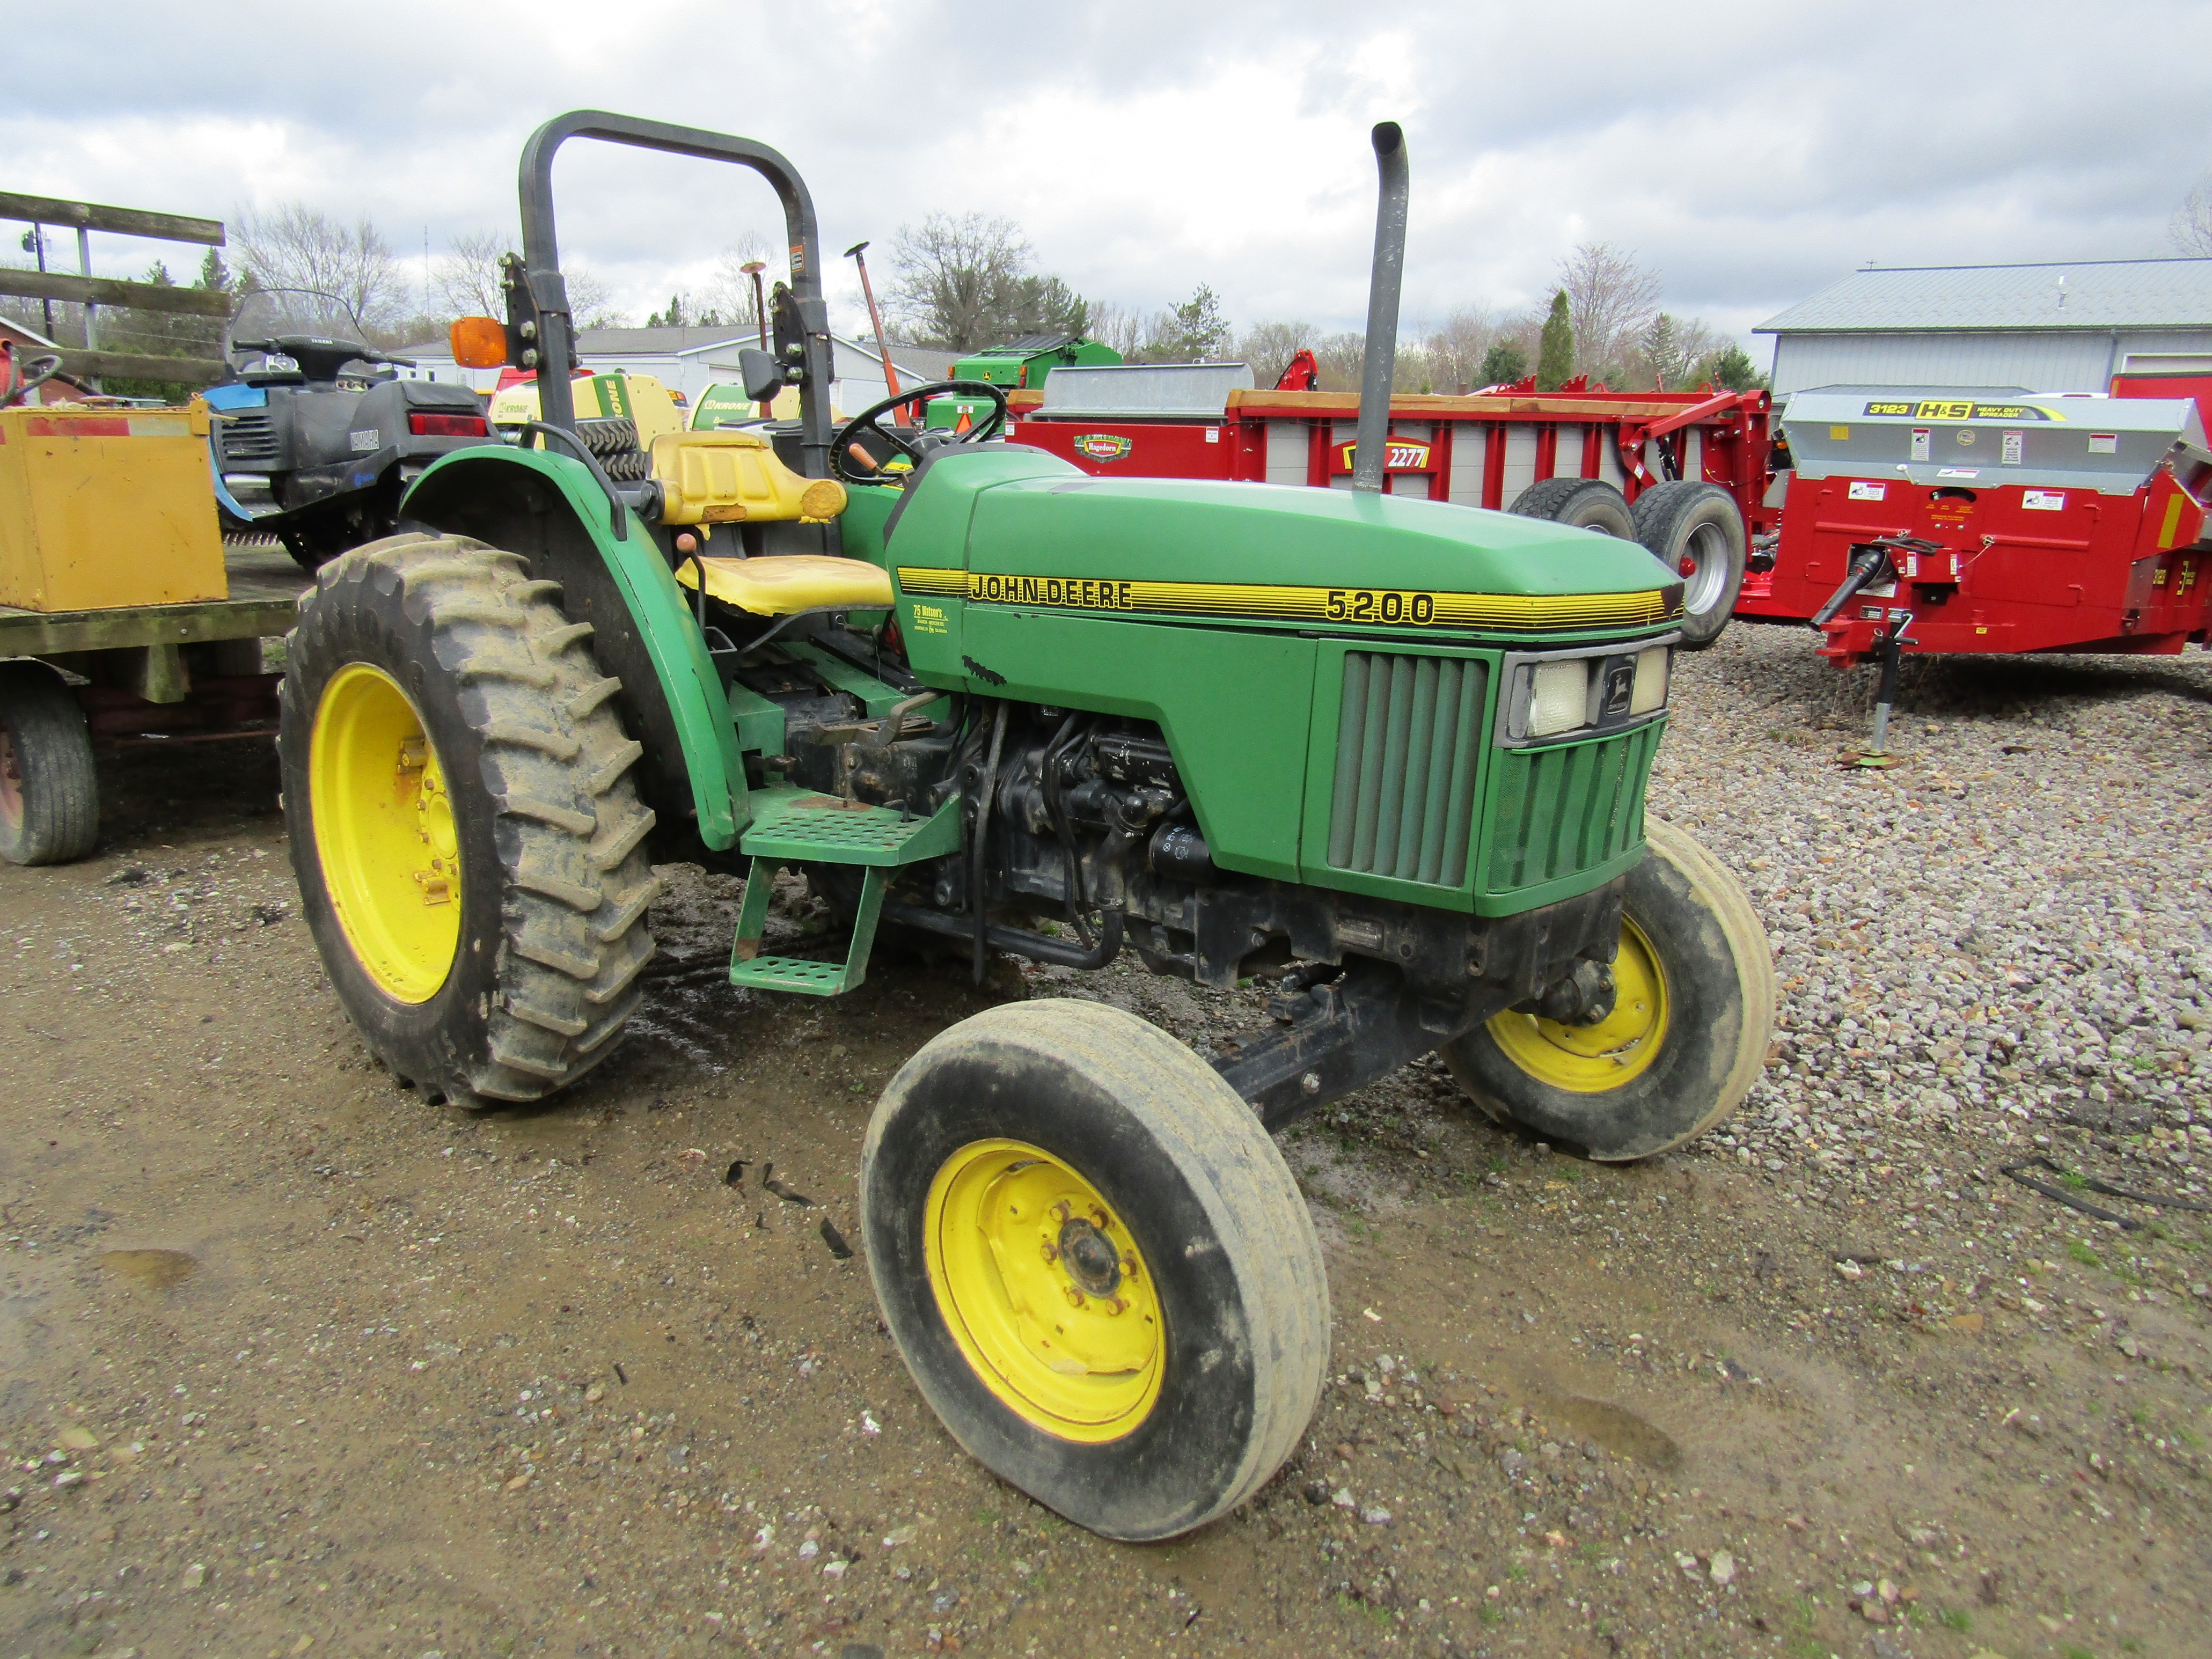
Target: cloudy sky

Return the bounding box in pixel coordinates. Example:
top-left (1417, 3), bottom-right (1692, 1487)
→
top-left (9, 0), bottom-right (2209, 363)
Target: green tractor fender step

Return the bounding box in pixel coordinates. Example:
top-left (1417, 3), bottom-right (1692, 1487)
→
top-left (729, 788), bottom-right (961, 996)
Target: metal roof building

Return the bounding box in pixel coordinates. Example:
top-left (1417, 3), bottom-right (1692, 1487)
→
top-left (1754, 259), bottom-right (2212, 395)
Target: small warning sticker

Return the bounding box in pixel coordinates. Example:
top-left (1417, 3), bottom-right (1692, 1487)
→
top-left (2002, 430), bottom-right (2024, 465)
top-left (2023, 489), bottom-right (2066, 511)
top-left (1847, 481), bottom-right (1887, 501)
top-left (1910, 428), bottom-right (1931, 461)
top-left (2089, 432), bottom-right (2118, 454)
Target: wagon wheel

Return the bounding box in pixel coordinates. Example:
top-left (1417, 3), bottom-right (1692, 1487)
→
top-left (0, 661), bottom-right (99, 866)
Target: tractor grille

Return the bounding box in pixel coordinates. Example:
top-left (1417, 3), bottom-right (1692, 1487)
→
top-left (1325, 651), bottom-right (1487, 886)
top-left (216, 410), bottom-right (279, 466)
top-left (1484, 720), bottom-right (1659, 894)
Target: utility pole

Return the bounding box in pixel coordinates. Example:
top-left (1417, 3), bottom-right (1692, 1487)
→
top-left (20, 227), bottom-right (54, 337)
top-left (844, 241), bottom-right (902, 422)
top-left (76, 226), bottom-right (100, 392)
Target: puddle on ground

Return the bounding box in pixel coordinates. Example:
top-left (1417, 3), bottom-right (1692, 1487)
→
top-left (1537, 1392), bottom-right (1683, 1470)
top-left (97, 1249), bottom-right (197, 1290)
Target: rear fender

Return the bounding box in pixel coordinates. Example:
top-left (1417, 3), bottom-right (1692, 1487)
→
top-left (402, 447), bottom-right (746, 850)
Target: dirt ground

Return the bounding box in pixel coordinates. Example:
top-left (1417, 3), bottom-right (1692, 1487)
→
top-left (4, 638), bottom-right (2210, 1659)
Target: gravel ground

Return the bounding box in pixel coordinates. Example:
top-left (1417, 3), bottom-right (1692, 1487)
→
top-left (3, 622), bottom-right (2211, 1659)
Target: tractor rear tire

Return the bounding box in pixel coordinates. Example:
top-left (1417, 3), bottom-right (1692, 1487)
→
top-left (1442, 818), bottom-right (1772, 1161)
top-left (0, 661), bottom-right (99, 867)
top-left (277, 533), bottom-right (662, 1104)
top-left (1508, 476), bottom-right (1636, 538)
top-left (1631, 480), bottom-right (1745, 649)
top-left (862, 1000), bottom-right (1329, 1542)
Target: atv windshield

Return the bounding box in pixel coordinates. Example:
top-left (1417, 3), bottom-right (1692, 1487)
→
top-left (224, 289), bottom-right (378, 383)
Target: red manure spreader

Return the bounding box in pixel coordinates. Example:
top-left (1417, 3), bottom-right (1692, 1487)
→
top-left (1744, 388), bottom-right (2212, 669)
top-left (998, 366), bottom-right (1776, 648)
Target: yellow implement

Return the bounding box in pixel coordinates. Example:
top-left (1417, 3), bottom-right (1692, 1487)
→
top-left (0, 406), bottom-right (224, 612)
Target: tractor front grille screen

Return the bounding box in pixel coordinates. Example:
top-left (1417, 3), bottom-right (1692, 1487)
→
top-left (1484, 719), bottom-right (1659, 894)
top-left (1327, 651), bottom-right (1487, 886)
top-left (216, 411), bottom-right (279, 466)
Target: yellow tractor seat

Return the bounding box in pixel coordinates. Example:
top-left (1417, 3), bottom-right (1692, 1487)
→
top-left (676, 554), bottom-right (894, 616)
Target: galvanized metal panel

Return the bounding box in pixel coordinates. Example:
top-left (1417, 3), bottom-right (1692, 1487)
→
top-left (1781, 388), bottom-right (2208, 494)
top-left (1265, 420), bottom-right (1308, 485)
top-left (1448, 430), bottom-right (1488, 506)
top-left (1038, 362), bottom-right (1254, 416)
top-left (1556, 424), bottom-right (1586, 478)
top-left (1500, 427), bottom-right (1538, 502)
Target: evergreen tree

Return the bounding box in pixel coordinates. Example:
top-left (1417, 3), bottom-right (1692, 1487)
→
top-left (196, 246), bottom-right (233, 292)
top-left (1691, 343), bottom-right (1763, 391)
top-left (1640, 312), bottom-right (1685, 390)
top-left (1478, 339), bottom-right (1528, 387)
top-left (1535, 290), bottom-right (1573, 392)
top-left (1138, 284), bottom-right (1232, 363)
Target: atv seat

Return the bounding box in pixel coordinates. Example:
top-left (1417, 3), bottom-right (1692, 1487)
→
top-left (677, 554), bottom-right (893, 616)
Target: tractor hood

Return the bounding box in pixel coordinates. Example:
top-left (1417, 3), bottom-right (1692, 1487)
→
top-left (885, 445), bottom-right (1684, 637)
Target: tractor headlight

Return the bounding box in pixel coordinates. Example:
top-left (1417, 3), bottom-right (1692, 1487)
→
top-left (1502, 637), bottom-right (1677, 747)
top-left (1630, 645), bottom-right (1671, 715)
top-left (1527, 659), bottom-right (1592, 738)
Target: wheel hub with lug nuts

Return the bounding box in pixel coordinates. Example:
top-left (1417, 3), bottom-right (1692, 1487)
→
top-left (924, 1139), bottom-right (1162, 1441)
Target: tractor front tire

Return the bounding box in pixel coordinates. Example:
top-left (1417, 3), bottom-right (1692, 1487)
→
top-left (1631, 480), bottom-right (1746, 649)
top-left (863, 1000), bottom-right (1329, 1542)
top-left (0, 661), bottom-right (99, 867)
top-left (277, 533), bottom-right (661, 1103)
top-left (1508, 476), bottom-right (1636, 538)
top-left (1443, 818), bottom-right (1772, 1161)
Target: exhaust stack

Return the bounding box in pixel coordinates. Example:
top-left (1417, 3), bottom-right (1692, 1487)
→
top-left (1351, 121), bottom-right (1409, 495)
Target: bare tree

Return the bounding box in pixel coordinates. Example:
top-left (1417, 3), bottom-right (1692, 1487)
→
top-left (1422, 305), bottom-right (1499, 394)
top-left (1087, 301), bottom-right (1146, 360)
top-left (422, 231), bottom-right (624, 330)
top-left (430, 230), bottom-right (508, 317)
top-left (2173, 171), bottom-right (2212, 257)
top-left (702, 236), bottom-right (777, 332)
top-left (1234, 319), bottom-right (1315, 386)
top-left (1557, 242), bottom-right (1662, 383)
top-left (883, 214), bottom-right (1090, 350)
top-left (886, 213), bottom-right (1035, 350)
top-left (235, 204), bottom-right (407, 327)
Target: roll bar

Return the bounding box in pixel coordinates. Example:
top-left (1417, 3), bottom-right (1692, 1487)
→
top-left (515, 111), bottom-right (834, 478)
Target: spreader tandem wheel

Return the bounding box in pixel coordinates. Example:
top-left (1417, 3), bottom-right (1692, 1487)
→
top-left (277, 534), bottom-right (661, 1103)
top-left (1444, 818), bottom-right (1774, 1161)
top-left (862, 1001), bottom-right (1330, 1542)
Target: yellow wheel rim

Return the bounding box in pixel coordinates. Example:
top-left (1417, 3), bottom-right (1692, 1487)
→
top-left (1489, 917), bottom-right (1669, 1092)
top-left (923, 1139), bottom-right (1164, 1443)
top-left (308, 663), bottom-right (463, 1004)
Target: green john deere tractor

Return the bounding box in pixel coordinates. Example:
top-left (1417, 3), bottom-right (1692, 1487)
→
top-left (275, 112), bottom-right (1771, 1543)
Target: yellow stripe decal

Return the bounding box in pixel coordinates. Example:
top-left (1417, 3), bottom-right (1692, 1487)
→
top-left (895, 567), bottom-right (1679, 630)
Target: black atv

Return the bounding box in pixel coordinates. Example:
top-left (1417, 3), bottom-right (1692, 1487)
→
top-left (206, 288), bottom-right (496, 572)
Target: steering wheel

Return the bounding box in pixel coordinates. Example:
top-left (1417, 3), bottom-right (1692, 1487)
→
top-left (1, 352), bottom-right (64, 409)
top-left (831, 378), bottom-right (1010, 486)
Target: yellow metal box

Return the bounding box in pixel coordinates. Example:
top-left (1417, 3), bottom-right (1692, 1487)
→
top-left (0, 406), bottom-right (225, 613)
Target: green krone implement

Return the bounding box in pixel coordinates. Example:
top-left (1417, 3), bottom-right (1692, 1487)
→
top-left (275, 113), bottom-right (1772, 1543)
